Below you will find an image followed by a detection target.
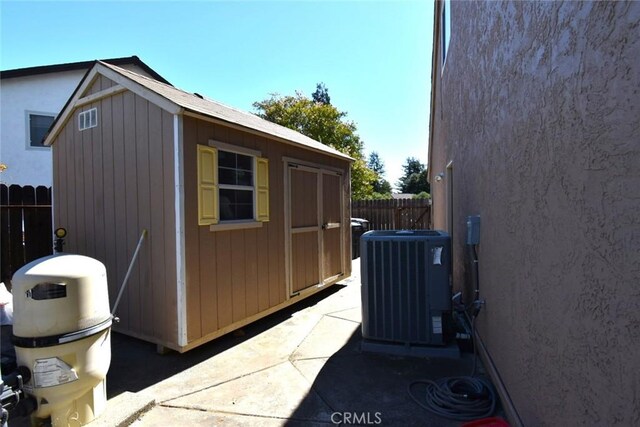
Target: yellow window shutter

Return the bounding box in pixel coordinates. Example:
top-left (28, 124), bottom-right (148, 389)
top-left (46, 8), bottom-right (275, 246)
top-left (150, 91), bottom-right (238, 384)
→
top-left (256, 157), bottom-right (269, 222)
top-left (197, 145), bottom-right (219, 225)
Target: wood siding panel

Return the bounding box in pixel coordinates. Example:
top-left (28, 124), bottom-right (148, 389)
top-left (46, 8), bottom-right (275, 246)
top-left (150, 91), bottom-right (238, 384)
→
top-left (183, 115), bottom-right (202, 341)
top-left (67, 122), bottom-right (77, 251)
top-left (101, 95), bottom-right (117, 307)
top-left (148, 103), bottom-right (166, 339)
top-left (91, 101), bottom-right (106, 272)
top-left (244, 229), bottom-right (259, 317)
top-left (199, 224), bottom-right (218, 335)
top-left (216, 231), bottom-right (233, 328)
top-left (74, 108), bottom-right (86, 254)
top-left (231, 231), bottom-right (246, 322)
top-left (122, 91), bottom-right (141, 333)
top-left (256, 221), bottom-right (270, 312)
top-left (111, 93), bottom-right (130, 329)
top-left (83, 106), bottom-right (96, 256)
top-left (85, 77), bottom-right (100, 95)
top-left (266, 141), bottom-right (284, 306)
top-left (160, 115), bottom-right (350, 347)
top-left (52, 78), bottom-right (178, 347)
top-left (135, 96), bottom-right (153, 337)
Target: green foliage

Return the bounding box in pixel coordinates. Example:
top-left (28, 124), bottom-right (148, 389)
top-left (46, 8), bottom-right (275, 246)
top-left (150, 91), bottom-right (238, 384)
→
top-left (369, 191), bottom-right (393, 200)
top-left (253, 87), bottom-right (376, 199)
top-left (413, 191), bottom-right (431, 199)
top-left (367, 151), bottom-right (385, 175)
top-left (351, 159), bottom-right (376, 200)
top-left (367, 151), bottom-right (392, 196)
top-left (397, 157), bottom-right (430, 194)
top-left (312, 82), bottom-right (331, 105)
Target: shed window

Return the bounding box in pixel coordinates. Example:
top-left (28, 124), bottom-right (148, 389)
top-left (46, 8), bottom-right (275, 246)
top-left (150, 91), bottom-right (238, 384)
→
top-left (28, 113), bottom-right (54, 148)
top-left (78, 108), bottom-right (97, 131)
top-left (197, 145), bottom-right (269, 226)
top-left (219, 150), bottom-right (254, 221)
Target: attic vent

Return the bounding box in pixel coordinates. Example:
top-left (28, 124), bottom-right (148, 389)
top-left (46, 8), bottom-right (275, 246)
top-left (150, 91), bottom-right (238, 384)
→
top-left (194, 93), bottom-right (204, 99)
top-left (79, 108), bottom-right (98, 131)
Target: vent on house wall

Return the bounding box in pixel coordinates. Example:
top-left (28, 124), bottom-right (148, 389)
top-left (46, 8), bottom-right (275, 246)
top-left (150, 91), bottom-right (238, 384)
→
top-left (79, 108), bottom-right (98, 131)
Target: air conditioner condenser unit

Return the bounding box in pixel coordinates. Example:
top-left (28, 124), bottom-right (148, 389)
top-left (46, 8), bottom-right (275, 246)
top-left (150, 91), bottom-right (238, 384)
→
top-left (360, 230), bottom-right (452, 348)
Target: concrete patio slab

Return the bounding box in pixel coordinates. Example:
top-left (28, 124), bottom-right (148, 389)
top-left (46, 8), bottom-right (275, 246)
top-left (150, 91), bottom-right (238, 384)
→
top-left (87, 258), bottom-right (504, 426)
top-left (164, 361), bottom-right (332, 423)
top-left (141, 308), bottom-right (325, 403)
top-left (290, 315), bottom-right (360, 360)
top-left (129, 405), bottom-right (330, 427)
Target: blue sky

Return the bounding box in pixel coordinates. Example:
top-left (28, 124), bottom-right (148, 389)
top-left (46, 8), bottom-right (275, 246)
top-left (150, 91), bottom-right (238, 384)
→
top-left (1, 0), bottom-right (433, 187)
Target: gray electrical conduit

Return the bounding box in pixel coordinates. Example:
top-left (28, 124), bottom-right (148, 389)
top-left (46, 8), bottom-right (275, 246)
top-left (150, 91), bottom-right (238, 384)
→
top-left (111, 229), bottom-right (147, 320)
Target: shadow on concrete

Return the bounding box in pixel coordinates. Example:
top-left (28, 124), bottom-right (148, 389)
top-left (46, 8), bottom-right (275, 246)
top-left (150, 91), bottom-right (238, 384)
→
top-left (107, 284), bottom-right (345, 399)
top-left (284, 326), bottom-right (479, 427)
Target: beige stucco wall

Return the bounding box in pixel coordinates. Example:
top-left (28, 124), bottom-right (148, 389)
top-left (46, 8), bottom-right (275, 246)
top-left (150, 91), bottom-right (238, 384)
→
top-left (429, 1), bottom-right (640, 424)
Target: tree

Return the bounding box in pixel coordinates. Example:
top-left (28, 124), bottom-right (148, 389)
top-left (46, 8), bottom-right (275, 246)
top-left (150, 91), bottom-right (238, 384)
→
top-left (253, 87), bottom-right (376, 199)
top-left (397, 157), bottom-right (430, 194)
top-left (312, 82), bottom-right (331, 105)
top-left (413, 191), bottom-right (431, 199)
top-left (367, 151), bottom-right (392, 196)
top-left (367, 151), bottom-right (385, 176)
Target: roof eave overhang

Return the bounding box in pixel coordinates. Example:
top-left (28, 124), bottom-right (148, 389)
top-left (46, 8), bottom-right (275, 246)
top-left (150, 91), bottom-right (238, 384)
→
top-left (182, 109), bottom-right (354, 163)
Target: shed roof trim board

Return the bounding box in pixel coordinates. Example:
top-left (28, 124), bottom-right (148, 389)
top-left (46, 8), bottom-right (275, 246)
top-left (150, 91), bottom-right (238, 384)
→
top-left (45, 61), bottom-right (352, 161)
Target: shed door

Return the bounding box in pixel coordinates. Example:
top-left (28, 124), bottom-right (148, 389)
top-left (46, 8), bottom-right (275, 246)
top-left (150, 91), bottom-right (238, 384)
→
top-left (321, 171), bottom-right (344, 284)
top-left (287, 164), bottom-right (344, 295)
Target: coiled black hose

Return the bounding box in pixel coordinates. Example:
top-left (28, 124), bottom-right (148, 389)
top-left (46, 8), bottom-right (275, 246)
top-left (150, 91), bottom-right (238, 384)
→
top-left (408, 376), bottom-right (497, 421)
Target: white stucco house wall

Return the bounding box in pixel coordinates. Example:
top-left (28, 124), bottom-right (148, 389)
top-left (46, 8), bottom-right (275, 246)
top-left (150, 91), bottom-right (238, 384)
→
top-left (0, 56), bottom-right (169, 186)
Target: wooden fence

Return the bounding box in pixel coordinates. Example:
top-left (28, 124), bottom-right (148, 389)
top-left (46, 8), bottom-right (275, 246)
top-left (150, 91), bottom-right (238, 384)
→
top-left (351, 198), bottom-right (431, 231)
top-left (0, 184), bottom-right (53, 283)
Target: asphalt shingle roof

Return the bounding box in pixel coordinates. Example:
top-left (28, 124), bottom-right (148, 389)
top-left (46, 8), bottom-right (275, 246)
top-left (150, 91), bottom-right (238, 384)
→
top-left (99, 61), bottom-right (351, 161)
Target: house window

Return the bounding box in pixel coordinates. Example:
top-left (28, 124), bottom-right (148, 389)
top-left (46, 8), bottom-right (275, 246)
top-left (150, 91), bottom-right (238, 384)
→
top-left (28, 113), bottom-right (55, 148)
top-left (197, 144), bottom-right (270, 227)
top-left (78, 108), bottom-right (97, 131)
top-left (441, 0), bottom-right (451, 67)
top-left (218, 150), bottom-right (254, 221)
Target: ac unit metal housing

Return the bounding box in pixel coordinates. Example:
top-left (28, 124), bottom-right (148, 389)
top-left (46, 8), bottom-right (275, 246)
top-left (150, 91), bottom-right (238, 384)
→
top-left (360, 230), bottom-right (451, 346)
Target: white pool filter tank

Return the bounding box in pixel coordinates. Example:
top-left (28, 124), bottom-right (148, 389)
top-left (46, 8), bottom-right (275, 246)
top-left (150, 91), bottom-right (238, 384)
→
top-left (11, 254), bottom-right (112, 426)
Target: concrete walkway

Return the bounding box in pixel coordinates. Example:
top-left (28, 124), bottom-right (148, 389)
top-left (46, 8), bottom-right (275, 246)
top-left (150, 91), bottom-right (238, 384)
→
top-left (98, 259), bottom-right (484, 426)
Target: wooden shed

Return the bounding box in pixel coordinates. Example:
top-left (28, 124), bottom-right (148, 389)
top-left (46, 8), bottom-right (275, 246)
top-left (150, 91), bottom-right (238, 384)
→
top-left (44, 61), bottom-right (353, 352)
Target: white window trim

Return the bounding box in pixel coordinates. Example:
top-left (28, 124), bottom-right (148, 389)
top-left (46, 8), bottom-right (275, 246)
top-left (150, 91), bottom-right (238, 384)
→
top-left (208, 140), bottom-right (264, 229)
top-left (209, 221), bottom-right (263, 232)
top-left (208, 139), bottom-right (261, 157)
top-left (25, 110), bottom-right (55, 150)
top-left (78, 107), bottom-right (98, 131)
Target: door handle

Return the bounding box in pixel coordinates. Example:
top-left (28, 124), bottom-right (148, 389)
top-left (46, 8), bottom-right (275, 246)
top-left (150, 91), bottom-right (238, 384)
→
top-left (322, 223), bottom-right (340, 230)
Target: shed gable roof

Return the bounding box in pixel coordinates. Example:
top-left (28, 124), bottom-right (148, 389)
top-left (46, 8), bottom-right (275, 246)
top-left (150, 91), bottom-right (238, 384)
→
top-left (99, 62), bottom-right (351, 160)
top-left (45, 61), bottom-right (351, 161)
